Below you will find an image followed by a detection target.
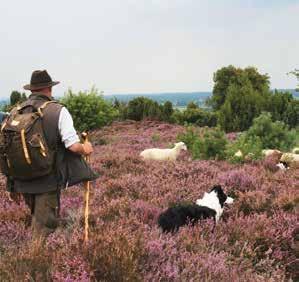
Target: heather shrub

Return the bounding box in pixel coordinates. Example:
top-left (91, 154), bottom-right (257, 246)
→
top-left (0, 239), bottom-right (52, 281)
top-left (263, 153), bottom-right (282, 172)
top-left (84, 227), bottom-right (144, 281)
top-left (218, 168), bottom-right (258, 193)
top-left (0, 120), bottom-right (297, 281)
top-left (61, 87), bottom-right (119, 131)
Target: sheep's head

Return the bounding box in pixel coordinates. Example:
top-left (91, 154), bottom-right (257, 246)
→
top-left (174, 142), bottom-right (187, 151)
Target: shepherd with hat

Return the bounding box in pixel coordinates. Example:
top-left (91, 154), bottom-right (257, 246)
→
top-left (5, 70), bottom-right (98, 237)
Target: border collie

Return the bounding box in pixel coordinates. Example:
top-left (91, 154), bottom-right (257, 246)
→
top-left (276, 161), bottom-right (289, 171)
top-left (158, 185), bottom-right (234, 233)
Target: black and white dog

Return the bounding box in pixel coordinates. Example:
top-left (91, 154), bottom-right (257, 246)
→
top-left (158, 185), bottom-right (234, 233)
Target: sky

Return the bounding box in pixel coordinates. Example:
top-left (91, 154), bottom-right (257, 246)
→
top-left (0, 0), bottom-right (298, 98)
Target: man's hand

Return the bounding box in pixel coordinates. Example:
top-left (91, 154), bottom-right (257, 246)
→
top-left (68, 141), bottom-right (94, 156)
top-left (82, 141), bottom-right (93, 155)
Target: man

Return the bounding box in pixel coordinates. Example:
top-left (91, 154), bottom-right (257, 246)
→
top-left (6, 70), bottom-right (97, 237)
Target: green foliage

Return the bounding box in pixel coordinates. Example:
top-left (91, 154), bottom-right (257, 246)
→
top-left (125, 97), bottom-right (163, 121)
top-left (225, 112), bottom-right (297, 163)
top-left (209, 65), bottom-right (270, 110)
top-left (288, 69), bottom-right (299, 91)
top-left (151, 133), bottom-right (160, 142)
top-left (266, 90), bottom-right (293, 121)
top-left (2, 91), bottom-right (27, 112)
top-left (265, 90), bottom-right (298, 128)
top-left (225, 134), bottom-right (263, 163)
top-left (61, 88), bottom-right (119, 131)
top-left (283, 99), bottom-right (299, 128)
top-left (173, 102), bottom-right (218, 127)
top-left (186, 101), bottom-right (198, 110)
top-left (161, 101), bottom-right (174, 122)
top-left (177, 127), bottom-right (227, 160)
top-left (244, 112), bottom-right (296, 151)
top-left (177, 126), bottom-right (199, 150)
top-left (218, 79), bottom-right (266, 132)
top-left (10, 91), bottom-right (22, 106)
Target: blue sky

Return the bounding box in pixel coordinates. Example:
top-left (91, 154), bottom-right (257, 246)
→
top-left (0, 0), bottom-right (298, 97)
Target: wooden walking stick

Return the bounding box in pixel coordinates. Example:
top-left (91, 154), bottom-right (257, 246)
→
top-left (82, 132), bottom-right (90, 243)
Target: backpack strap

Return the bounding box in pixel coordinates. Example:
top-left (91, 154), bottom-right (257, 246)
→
top-left (17, 104), bottom-right (38, 113)
top-left (37, 101), bottom-right (58, 117)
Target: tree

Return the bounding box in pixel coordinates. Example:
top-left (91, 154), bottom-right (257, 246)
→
top-left (162, 101), bottom-right (174, 122)
top-left (218, 78), bottom-right (265, 132)
top-left (10, 91), bottom-right (22, 106)
top-left (265, 90), bottom-right (293, 122)
top-left (186, 101), bottom-right (198, 110)
top-left (288, 69), bottom-right (299, 91)
top-left (126, 97), bottom-right (163, 121)
top-left (283, 99), bottom-right (299, 128)
top-left (208, 65), bottom-right (270, 110)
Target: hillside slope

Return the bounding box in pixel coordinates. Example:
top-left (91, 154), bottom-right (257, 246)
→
top-left (0, 121), bottom-right (298, 281)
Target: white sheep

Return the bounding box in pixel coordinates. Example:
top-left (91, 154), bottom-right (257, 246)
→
top-left (262, 149), bottom-right (282, 157)
top-left (140, 142), bottom-right (187, 161)
top-left (234, 150), bottom-right (243, 158)
top-left (280, 153), bottom-right (299, 165)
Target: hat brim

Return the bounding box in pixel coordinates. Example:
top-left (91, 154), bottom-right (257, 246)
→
top-left (23, 81), bottom-right (60, 91)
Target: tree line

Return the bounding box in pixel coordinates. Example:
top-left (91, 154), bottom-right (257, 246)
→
top-left (2, 66), bottom-right (299, 132)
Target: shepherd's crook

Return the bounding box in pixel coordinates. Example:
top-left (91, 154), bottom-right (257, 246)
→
top-left (82, 132), bottom-right (90, 243)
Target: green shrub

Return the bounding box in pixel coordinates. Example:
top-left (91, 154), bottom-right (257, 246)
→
top-left (61, 88), bottom-right (119, 131)
top-left (172, 103), bottom-right (218, 127)
top-left (245, 112), bottom-right (296, 151)
top-left (161, 101), bottom-right (174, 122)
top-left (177, 126), bottom-right (200, 151)
top-left (124, 97), bottom-right (163, 121)
top-left (178, 127), bottom-right (227, 160)
top-left (151, 133), bottom-right (160, 142)
top-left (225, 134), bottom-right (263, 163)
top-left (225, 112), bottom-right (297, 163)
top-left (196, 128), bottom-right (228, 160)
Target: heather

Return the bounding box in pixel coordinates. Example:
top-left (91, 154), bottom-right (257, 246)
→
top-left (0, 121), bottom-right (298, 281)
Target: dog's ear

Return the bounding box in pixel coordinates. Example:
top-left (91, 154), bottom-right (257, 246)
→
top-left (210, 185), bottom-right (222, 193)
top-left (211, 185), bottom-right (228, 207)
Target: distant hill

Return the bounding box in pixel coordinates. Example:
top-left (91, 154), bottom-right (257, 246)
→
top-left (104, 92), bottom-right (211, 107)
top-left (104, 89), bottom-right (299, 107)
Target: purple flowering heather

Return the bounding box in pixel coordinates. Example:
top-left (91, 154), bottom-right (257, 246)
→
top-left (0, 121), bottom-right (298, 281)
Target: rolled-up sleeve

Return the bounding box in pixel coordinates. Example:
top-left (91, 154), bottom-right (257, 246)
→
top-left (58, 107), bottom-right (80, 148)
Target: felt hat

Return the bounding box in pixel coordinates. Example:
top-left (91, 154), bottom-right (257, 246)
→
top-left (23, 70), bottom-right (60, 90)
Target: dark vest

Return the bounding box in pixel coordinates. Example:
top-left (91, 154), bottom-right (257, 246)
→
top-left (7, 93), bottom-right (98, 194)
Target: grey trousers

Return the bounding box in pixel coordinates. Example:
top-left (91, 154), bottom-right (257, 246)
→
top-left (23, 190), bottom-right (60, 237)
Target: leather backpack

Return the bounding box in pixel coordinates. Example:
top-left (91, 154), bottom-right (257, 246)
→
top-left (0, 101), bottom-right (58, 180)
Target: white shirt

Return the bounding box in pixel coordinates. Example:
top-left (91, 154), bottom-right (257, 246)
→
top-left (58, 107), bottom-right (80, 148)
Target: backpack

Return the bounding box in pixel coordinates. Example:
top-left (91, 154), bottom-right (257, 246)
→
top-left (0, 101), bottom-right (58, 181)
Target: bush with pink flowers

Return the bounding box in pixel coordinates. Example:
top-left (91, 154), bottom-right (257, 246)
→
top-left (0, 121), bottom-right (298, 281)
